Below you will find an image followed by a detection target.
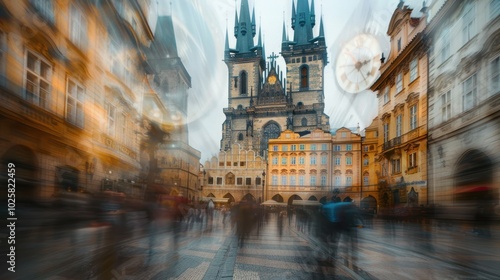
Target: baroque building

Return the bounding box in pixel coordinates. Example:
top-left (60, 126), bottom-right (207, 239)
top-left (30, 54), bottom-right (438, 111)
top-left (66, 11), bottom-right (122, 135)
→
top-left (426, 0), bottom-right (499, 206)
top-left (0, 0), bottom-right (200, 205)
top-left (370, 2), bottom-right (429, 209)
top-left (221, 0), bottom-right (330, 158)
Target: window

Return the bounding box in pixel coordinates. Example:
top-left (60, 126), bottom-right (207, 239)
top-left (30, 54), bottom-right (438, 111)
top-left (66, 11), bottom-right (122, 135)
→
top-left (334, 176), bottom-right (341, 186)
top-left (310, 144), bottom-right (316, 151)
top-left (32, 0), bottom-right (55, 25)
top-left (282, 145), bottom-right (288, 151)
top-left (410, 105), bottom-right (418, 130)
top-left (363, 157), bottom-right (369, 166)
top-left (410, 58), bottom-right (418, 82)
top-left (217, 177), bottom-right (222, 185)
top-left (321, 155), bottom-right (327, 165)
top-left (334, 145), bottom-right (341, 151)
top-left (321, 144), bottom-right (327, 150)
top-left (208, 177), bottom-right (214, 184)
top-left (441, 91), bottom-right (451, 122)
top-left (462, 2), bottom-right (475, 44)
top-left (392, 159), bottom-right (401, 174)
top-left (240, 71), bottom-right (247, 95)
top-left (120, 113), bottom-right (129, 145)
top-left (346, 177), bottom-right (352, 186)
top-left (281, 176), bottom-right (287, 186)
top-left (363, 146), bottom-right (369, 152)
top-left (256, 177), bottom-right (261, 186)
top-left (341, 132), bottom-right (347, 138)
top-left (272, 175), bottom-right (278, 185)
top-left (301, 117), bottom-right (307, 126)
top-left (383, 87), bottom-right (389, 104)
top-left (291, 145), bottom-right (297, 151)
top-left (300, 65), bottom-right (308, 89)
top-left (396, 114), bottom-right (402, 137)
top-left (409, 152), bottom-right (417, 168)
top-left (290, 176), bottom-right (296, 186)
top-left (363, 175), bottom-right (369, 186)
top-left (335, 157), bottom-right (341, 165)
top-left (291, 157), bottom-right (296, 164)
top-left (321, 175), bottom-right (326, 186)
top-left (273, 145), bottom-right (278, 151)
top-left (281, 157), bottom-right (287, 165)
top-left (299, 175), bottom-right (305, 186)
top-left (299, 144), bottom-right (305, 150)
top-left (396, 72), bottom-right (403, 93)
top-left (66, 78), bottom-right (85, 127)
top-left (346, 157), bottom-right (352, 165)
top-left (238, 133), bottom-right (244, 141)
top-left (463, 74), bottom-right (477, 111)
top-left (346, 144), bottom-right (352, 151)
top-left (440, 27), bottom-right (450, 63)
top-left (272, 157), bottom-right (278, 165)
top-left (310, 176), bottom-right (316, 186)
top-left (70, 4), bottom-right (87, 50)
top-left (310, 156), bottom-right (316, 165)
top-left (246, 178), bottom-right (251, 185)
top-left (105, 103), bottom-right (115, 136)
top-left (25, 51), bottom-right (51, 109)
top-left (383, 122), bottom-right (389, 143)
top-left (299, 157), bottom-right (305, 165)
top-left (237, 178), bottom-right (243, 185)
top-left (397, 38), bottom-right (402, 52)
top-left (491, 57), bottom-right (499, 95)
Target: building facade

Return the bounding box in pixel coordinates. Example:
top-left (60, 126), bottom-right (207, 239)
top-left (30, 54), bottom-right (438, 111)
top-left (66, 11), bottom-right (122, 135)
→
top-left (201, 143), bottom-right (266, 204)
top-left (220, 0), bottom-right (330, 158)
top-left (370, 2), bottom-right (429, 209)
top-left (0, 0), bottom-right (200, 205)
top-left (426, 0), bottom-right (499, 206)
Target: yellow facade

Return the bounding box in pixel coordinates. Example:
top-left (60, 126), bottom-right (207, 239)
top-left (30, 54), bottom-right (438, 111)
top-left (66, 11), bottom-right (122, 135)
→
top-left (370, 5), bottom-right (428, 208)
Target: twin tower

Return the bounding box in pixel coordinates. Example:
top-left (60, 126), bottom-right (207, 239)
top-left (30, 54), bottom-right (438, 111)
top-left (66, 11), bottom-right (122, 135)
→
top-left (221, 0), bottom-right (331, 157)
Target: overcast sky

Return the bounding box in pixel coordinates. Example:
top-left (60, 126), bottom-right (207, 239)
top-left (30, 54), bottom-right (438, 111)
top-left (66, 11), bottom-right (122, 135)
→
top-left (160, 0), bottom-right (427, 161)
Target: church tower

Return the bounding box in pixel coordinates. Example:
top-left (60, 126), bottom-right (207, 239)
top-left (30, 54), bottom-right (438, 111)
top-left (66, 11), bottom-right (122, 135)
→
top-left (281, 0), bottom-right (330, 134)
top-left (221, 0), bottom-right (330, 158)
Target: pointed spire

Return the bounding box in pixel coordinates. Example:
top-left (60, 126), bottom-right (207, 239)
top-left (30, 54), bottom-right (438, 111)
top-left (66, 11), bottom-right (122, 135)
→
top-left (225, 26), bottom-right (230, 53)
top-left (258, 25), bottom-right (262, 47)
top-left (293, 0), bottom-right (315, 45)
top-left (282, 17), bottom-right (287, 41)
top-left (291, 0), bottom-right (296, 30)
top-left (252, 6), bottom-right (256, 36)
top-left (235, 0), bottom-right (255, 53)
top-left (233, 8), bottom-right (239, 38)
top-left (318, 14), bottom-right (324, 38)
top-left (310, 0), bottom-right (316, 27)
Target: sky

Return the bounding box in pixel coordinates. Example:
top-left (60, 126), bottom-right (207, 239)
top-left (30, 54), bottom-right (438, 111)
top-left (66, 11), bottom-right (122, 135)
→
top-left (159, 0), bottom-right (427, 161)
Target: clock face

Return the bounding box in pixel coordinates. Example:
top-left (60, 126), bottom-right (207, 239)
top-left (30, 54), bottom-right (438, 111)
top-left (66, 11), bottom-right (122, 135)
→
top-left (267, 75), bottom-right (277, 85)
top-left (335, 33), bottom-right (382, 93)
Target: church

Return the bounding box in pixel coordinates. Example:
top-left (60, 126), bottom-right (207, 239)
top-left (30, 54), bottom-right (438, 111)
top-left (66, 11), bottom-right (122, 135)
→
top-left (220, 0), bottom-right (331, 157)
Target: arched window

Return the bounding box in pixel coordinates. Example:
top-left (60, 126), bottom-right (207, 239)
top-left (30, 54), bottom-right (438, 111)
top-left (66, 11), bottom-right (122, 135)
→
top-left (301, 117), bottom-right (307, 126)
top-left (260, 122), bottom-right (281, 156)
top-left (238, 133), bottom-right (244, 141)
top-left (237, 104), bottom-right (243, 110)
top-left (300, 65), bottom-right (308, 89)
top-left (297, 102), bottom-right (304, 108)
top-left (240, 71), bottom-right (247, 95)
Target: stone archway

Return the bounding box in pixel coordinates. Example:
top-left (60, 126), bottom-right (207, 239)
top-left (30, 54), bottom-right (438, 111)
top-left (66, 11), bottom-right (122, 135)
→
top-left (241, 193), bottom-right (255, 202)
top-left (454, 149), bottom-right (494, 203)
top-left (288, 194), bottom-right (302, 205)
top-left (223, 193), bottom-right (235, 204)
top-left (361, 195), bottom-right (378, 213)
top-left (271, 194), bottom-right (284, 202)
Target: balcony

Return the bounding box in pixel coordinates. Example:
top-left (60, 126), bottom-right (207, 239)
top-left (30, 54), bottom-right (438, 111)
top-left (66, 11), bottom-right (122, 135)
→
top-left (382, 125), bottom-right (426, 152)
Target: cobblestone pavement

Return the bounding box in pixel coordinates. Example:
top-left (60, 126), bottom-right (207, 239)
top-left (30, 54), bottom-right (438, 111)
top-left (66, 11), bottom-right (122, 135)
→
top-left (2, 211), bottom-right (500, 279)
